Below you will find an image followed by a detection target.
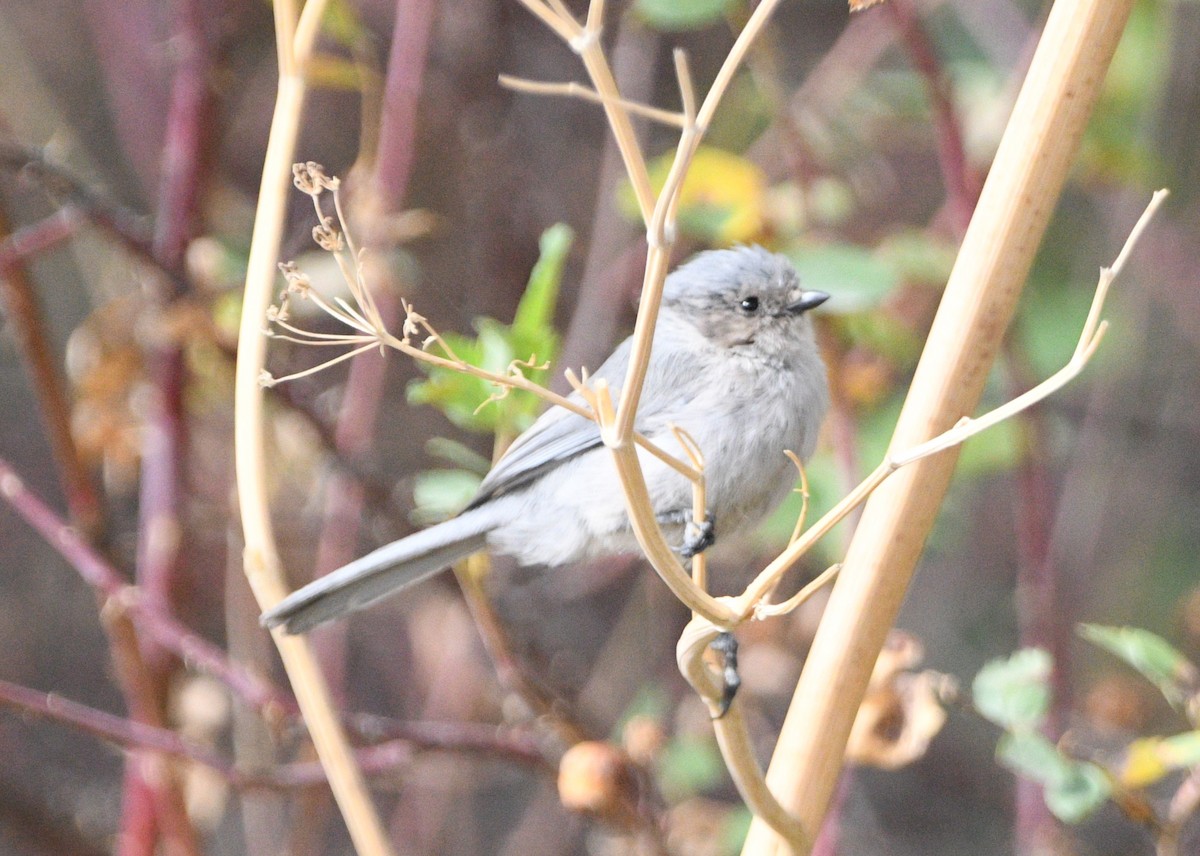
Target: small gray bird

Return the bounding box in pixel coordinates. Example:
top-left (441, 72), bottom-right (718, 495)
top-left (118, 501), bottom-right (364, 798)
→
top-left (263, 246), bottom-right (830, 634)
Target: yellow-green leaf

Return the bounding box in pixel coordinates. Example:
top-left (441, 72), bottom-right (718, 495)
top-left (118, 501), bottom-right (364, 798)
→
top-left (1119, 732), bottom-right (1200, 788)
top-left (619, 147), bottom-right (767, 244)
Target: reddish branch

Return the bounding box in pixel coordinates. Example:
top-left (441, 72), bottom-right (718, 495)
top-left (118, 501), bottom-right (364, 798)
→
top-left (0, 456), bottom-right (297, 717)
top-left (0, 207), bottom-right (102, 532)
top-left (0, 678), bottom-right (549, 790)
top-left (119, 3), bottom-right (215, 851)
top-left (0, 142), bottom-right (179, 287)
top-left (305, 0), bottom-right (439, 698)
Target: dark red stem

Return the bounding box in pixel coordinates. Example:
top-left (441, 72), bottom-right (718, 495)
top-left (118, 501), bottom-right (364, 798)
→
top-left (122, 5), bottom-right (214, 848)
top-left (306, 0), bottom-right (437, 701)
top-left (0, 208), bottom-right (102, 533)
top-left (887, 0), bottom-right (982, 233)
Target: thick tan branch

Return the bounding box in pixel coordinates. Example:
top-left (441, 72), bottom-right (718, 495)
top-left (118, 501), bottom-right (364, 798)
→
top-left (741, 2), bottom-right (1141, 853)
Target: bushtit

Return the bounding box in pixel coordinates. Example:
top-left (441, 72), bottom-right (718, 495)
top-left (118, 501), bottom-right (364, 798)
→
top-left (263, 245), bottom-right (830, 634)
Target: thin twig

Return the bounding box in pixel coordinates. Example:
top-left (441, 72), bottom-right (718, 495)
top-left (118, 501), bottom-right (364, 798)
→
top-left (676, 620), bottom-right (808, 852)
top-left (736, 189), bottom-right (1168, 620)
top-left (454, 554), bottom-right (589, 746)
top-left (0, 678), bottom-right (546, 791)
top-left (0, 142), bottom-right (184, 289)
top-left (499, 75), bottom-right (687, 127)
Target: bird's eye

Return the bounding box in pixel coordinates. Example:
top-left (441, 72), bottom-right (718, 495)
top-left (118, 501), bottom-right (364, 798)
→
top-left (740, 296), bottom-right (760, 313)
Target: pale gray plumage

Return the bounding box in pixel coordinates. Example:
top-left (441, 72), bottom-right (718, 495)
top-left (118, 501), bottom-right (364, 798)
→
top-left (263, 245), bottom-right (830, 634)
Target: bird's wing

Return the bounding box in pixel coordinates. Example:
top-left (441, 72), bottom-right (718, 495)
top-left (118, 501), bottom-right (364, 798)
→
top-left (467, 404), bottom-right (603, 506)
top-left (467, 339), bottom-right (632, 506)
top-left (467, 335), bottom-right (701, 507)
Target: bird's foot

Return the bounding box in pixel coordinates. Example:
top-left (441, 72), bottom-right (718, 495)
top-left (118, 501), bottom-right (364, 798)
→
top-left (674, 514), bottom-right (715, 559)
top-left (710, 631), bottom-right (740, 719)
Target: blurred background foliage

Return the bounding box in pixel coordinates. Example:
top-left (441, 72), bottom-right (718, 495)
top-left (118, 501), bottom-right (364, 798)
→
top-left (0, 0), bottom-right (1196, 854)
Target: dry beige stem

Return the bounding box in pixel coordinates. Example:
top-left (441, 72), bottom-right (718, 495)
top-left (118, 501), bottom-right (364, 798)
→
top-left (505, 0), bottom-right (802, 626)
top-left (676, 619), bottom-right (809, 852)
top-left (232, 4), bottom-right (395, 856)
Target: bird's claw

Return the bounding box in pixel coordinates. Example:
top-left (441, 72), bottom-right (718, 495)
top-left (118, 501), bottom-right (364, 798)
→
top-left (710, 631), bottom-right (740, 719)
top-left (676, 515), bottom-right (715, 559)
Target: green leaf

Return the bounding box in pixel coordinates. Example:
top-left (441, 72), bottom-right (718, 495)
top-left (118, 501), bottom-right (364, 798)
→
top-left (972, 648), bottom-right (1052, 731)
top-left (424, 437), bottom-right (491, 475)
top-left (476, 319), bottom-right (517, 375)
top-left (658, 735), bottom-right (727, 800)
top-left (616, 147), bottom-right (767, 243)
top-left (1015, 278), bottom-right (1098, 379)
top-left (957, 401), bottom-right (1021, 478)
top-left (997, 732), bottom-right (1111, 824)
top-left (633, 0), bottom-right (735, 31)
top-left (1044, 763), bottom-right (1111, 825)
top-left (703, 72), bottom-right (772, 154)
top-left (411, 469), bottom-right (482, 525)
top-left (785, 243), bottom-right (899, 314)
top-left (513, 224), bottom-right (572, 340)
top-left (406, 224), bottom-right (570, 437)
top-left (1078, 624), bottom-right (1199, 709)
top-left (321, 0), bottom-right (367, 47)
top-left (1151, 730), bottom-right (1200, 771)
top-left (407, 334), bottom-right (495, 432)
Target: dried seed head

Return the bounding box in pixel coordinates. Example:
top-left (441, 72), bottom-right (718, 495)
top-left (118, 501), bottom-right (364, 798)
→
top-left (292, 162), bottom-right (318, 195)
top-left (845, 631), bottom-right (948, 770)
top-left (292, 161), bottom-right (339, 195)
top-left (265, 302), bottom-right (289, 324)
top-left (278, 262), bottom-right (312, 297)
top-left (312, 215), bottom-right (343, 252)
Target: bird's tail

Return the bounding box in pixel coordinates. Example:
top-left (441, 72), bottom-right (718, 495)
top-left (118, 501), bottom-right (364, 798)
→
top-left (261, 507), bottom-right (498, 634)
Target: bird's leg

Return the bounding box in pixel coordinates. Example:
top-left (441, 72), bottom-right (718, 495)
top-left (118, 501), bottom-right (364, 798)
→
top-left (709, 631), bottom-right (740, 718)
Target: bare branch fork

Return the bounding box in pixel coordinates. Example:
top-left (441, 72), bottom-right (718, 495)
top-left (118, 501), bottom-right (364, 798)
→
top-left (269, 80), bottom-right (1164, 856)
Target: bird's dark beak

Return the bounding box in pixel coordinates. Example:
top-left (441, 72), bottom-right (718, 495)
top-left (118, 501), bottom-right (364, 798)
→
top-left (786, 290), bottom-right (830, 314)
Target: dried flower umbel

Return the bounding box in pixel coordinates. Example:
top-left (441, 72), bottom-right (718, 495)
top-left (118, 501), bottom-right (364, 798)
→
top-left (261, 164), bottom-right (699, 480)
